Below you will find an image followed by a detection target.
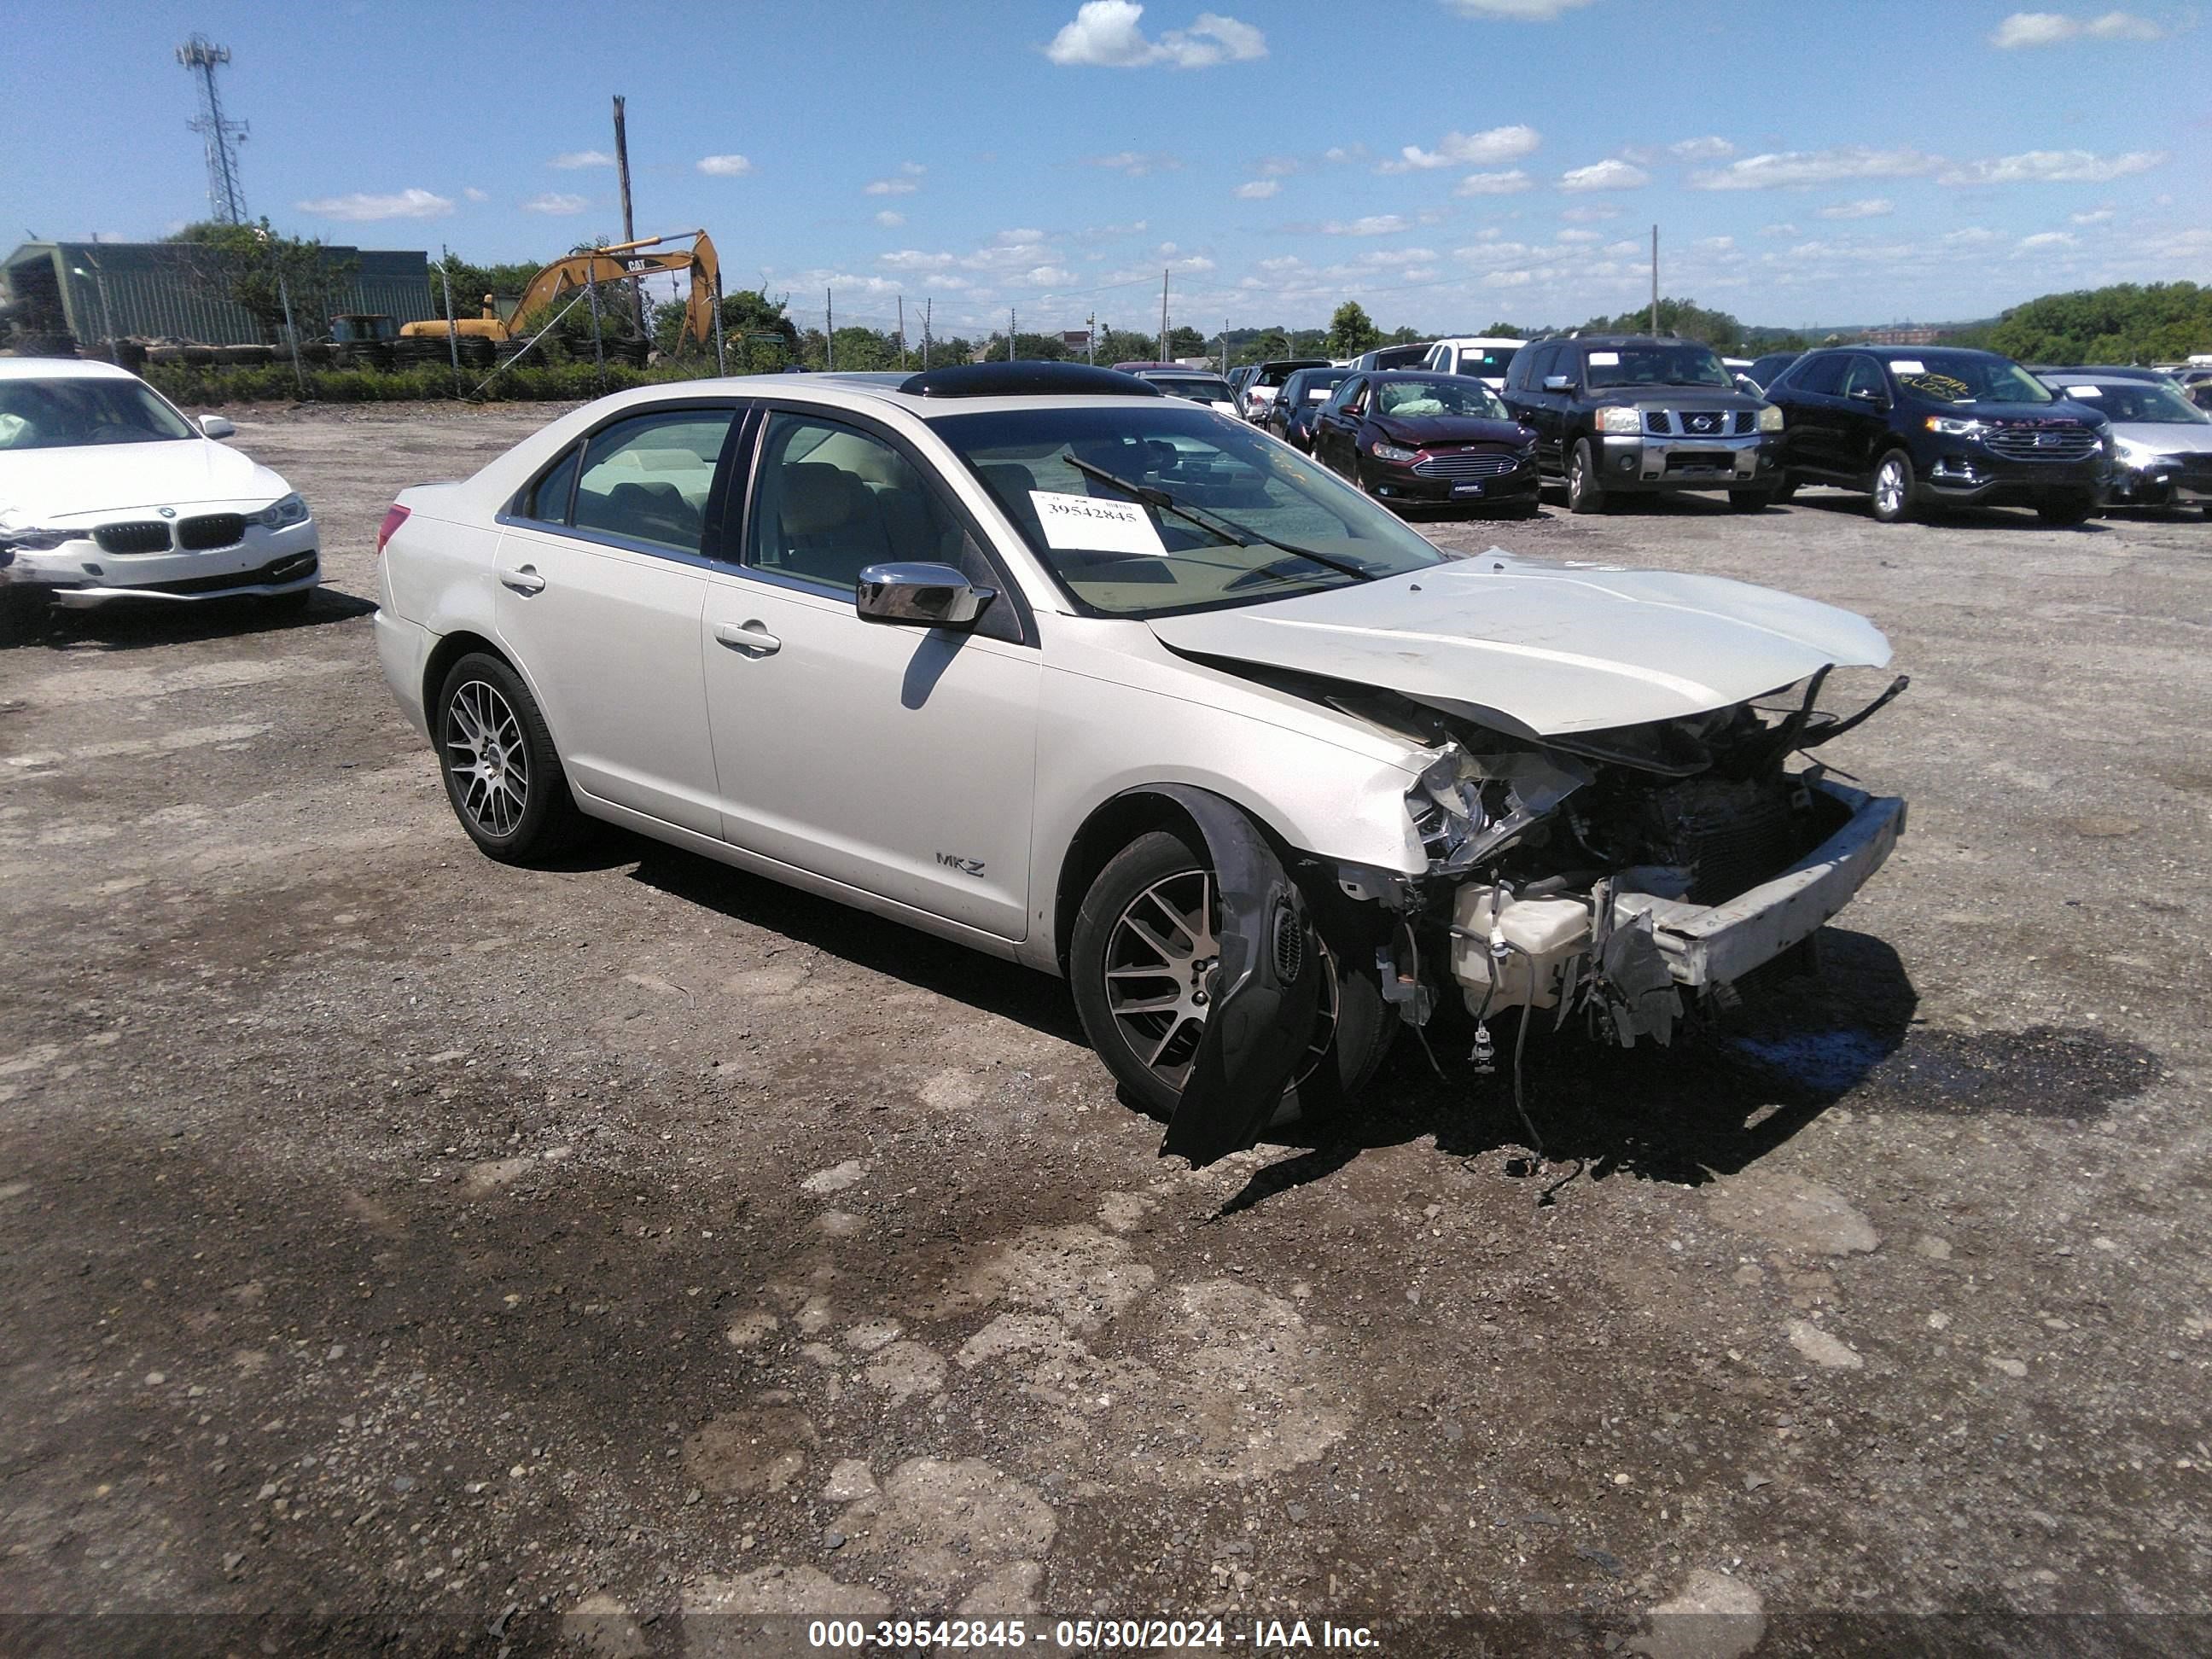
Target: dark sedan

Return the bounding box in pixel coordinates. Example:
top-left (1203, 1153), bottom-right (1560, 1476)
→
top-left (1312, 371), bottom-right (1539, 514)
top-left (1266, 367), bottom-right (1348, 451)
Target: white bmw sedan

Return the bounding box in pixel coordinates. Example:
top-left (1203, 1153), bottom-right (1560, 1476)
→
top-left (375, 362), bottom-right (1907, 1166)
top-left (0, 358), bottom-right (318, 634)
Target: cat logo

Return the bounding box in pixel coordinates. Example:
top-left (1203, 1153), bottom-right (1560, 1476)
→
top-left (936, 852), bottom-right (987, 878)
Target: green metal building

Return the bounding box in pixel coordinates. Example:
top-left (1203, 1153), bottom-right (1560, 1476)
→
top-left (2, 241), bottom-right (435, 346)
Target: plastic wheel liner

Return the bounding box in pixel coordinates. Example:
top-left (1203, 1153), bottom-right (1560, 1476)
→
top-left (1150, 785), bottom-right (1325, 1169)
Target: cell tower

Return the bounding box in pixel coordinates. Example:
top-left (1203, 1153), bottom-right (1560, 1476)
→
top-left (177, 34), bottom-right (249, 224)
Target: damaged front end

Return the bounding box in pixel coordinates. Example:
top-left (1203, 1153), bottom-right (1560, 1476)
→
top-left (1397, 670), bottom-right (1909, 1046)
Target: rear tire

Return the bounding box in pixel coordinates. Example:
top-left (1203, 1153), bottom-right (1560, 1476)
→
top-left (433, 651), bottom-right (592, 864)
top-left (1568, 439), bottom-right (1610, 515)
top-left (1870, 451), bottom-right (1918, 524)
top-left (2036, 494), bottom-right (2098, 527)
top-left (1068, 828), bottom-right (1392, 1129)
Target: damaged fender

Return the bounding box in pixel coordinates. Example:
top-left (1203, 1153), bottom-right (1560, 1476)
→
top-left (1150, 785), bottom-right (1324, 1169)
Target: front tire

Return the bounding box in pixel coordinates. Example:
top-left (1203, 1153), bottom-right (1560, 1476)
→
top-left (1870, 450), bottom-right (1918, 524)
top-left (434, 652), bottom-right (591, 864)
top-left (1068, 828), bottom-right (1391, 1129)
top-left (1768, 472), bottom-right (1800, 505)
top-left (1568, 439), bottom-right (1610, 515)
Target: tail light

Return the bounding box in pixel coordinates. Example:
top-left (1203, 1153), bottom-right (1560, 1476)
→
top-left (375, 504), bottom-right (410, 557)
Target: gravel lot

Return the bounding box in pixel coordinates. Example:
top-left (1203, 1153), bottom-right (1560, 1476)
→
top-left (3, 402), bottom-right (2208, 1657)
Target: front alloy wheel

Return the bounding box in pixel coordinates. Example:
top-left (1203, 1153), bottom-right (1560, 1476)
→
top-left (1569, 439), bottom-right (1610, 515)
top-left (1871, 451), bottom-right (1917, 524)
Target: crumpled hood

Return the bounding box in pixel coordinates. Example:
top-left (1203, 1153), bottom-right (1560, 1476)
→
top-left (2112, 422), bottom-right (2212, 457)
top-left (1371, 413), bottom-right (1531, 449)
top-left (1147, 550), bottom-right (1891, 736)
top-left (0, 438), bottom-right (288, 523)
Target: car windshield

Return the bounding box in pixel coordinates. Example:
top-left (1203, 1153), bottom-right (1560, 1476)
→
top-left (2064, 381), bottom-right (2209, 424)
top-left (1150, 376), bottom-right (1237, 404)
top-left (1256, 362), bottom-right (1324, 388)
top-left (1891, 352), bottom-right (2052, 405)
top-left (0, 375), bottom-right (197, 451)
top-left (934, 403), bottom-right (1447, 619)
top-left (1453, 346), bottom-right (1518, 376)
top-left (1581, 344), bottom-right (1731, 389)
top-left (1374, 378), bottom-right (1506, 419)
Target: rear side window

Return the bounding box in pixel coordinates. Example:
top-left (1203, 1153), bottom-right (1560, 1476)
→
top-left (522, 443), bottom-right (581, 523)
top-left (1840, 357), bottom-right (1889, 399)
top-left (1792, 355), bottom-right (1848, 396)
top-left (569, 408), bottom-right (738, 554)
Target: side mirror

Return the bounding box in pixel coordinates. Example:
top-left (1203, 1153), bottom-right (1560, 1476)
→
top-left (855, 562), bottom-right (994, 629)
top-left (199, 415), bottom-right (236, 439)
top-left (1542, 375), bottom-right (1574, 393)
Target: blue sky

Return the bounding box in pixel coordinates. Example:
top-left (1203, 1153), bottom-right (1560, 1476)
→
top-left (5, 0), bottom-right (2207, 338)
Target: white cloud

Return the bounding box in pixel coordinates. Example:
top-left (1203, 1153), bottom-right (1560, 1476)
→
top-left (1085, 149), bottom-right (1184, 176)
top-left (899, 161), bottom-right (926, 176)
top-left (1456, 169), bottom-right (1532, 195)
top-left (696, 154), bottom-right (754, 177)
top-left (550, 150), bottom-right (613, 170)
top-left (1318, 214), bottom-right (1411, 236)
top-left (1938, 148), bottom-right (2166, 184)
top-left (1560, 202), bottom-right (1620, 222)
top-left (1382, 124), bottom-right (1541, 172)
top-left (1556, 229), bottom-right (1602, 244)
top-left (523, 192), bottom-right (589, 215)
top-left (1669, 136), bottom-right (1736, 160)
top-left (1942, 226), bottom-right (1999, 244)
top-left (1234, 179), bottom-right (1279, 199)
top-left (874, 210), bottom-right (906, 227)
top-left (462, 187), bottom-right (490, 203)
top-left (1045, 1), bottom-right (1267, 68)
top-left (881, 249), bottom-right (958, 270)
top-left (2016, 230), bottom-right (2081, 252)
top-left (2069, 204), bottom-right (2116, 223)
top-left (1559, 158), bottom-right (1650, 192)
top-left (1254, 154), bottom-right (1303, 178)
top-left (1441, 0), bottom-right (1592, 17)
top-left (295, 188), bottom-right (453, 222)
top-left (1819, 197), bottom-right (1895, 219)
top-left (1695, 235), bottom-right (1736, 252)
top-left (1691, 146), bottom-right (1941, 189)
top-left (1990, 9), bottom-right (2163, 46)
top-left (865, 178), bottom-right (920, 195)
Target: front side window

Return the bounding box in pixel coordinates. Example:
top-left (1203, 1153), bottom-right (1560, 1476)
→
top-left (0, 375), bottom-right (195, 451)
top-left (1840, 357), bottom-right (1889, 400)
top-left (1792, 354), bottom-right (1848, 397)
top-left (1581, 344), bottom-right (1731, 390)
top-left (937, 402), bottom-right (1447, 620)
top-left (749, 412), bottom-right (969, 594)
top-left (568, 408), bottom-right (736, 552)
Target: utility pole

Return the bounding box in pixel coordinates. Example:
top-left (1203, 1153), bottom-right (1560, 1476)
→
top-left (1650, 224), bottom-right (1660, 335)
top-left (586, 265), bottom-right (607, 392)
top-left (613, 96), bottom-right (645, 336)
top-left (1221, 318), bottom-right (1229, 375)
top-left (1086, 311), bottom-right (1096, 364)
top-left (1159, 269), bottom-right (1169, 363)
top-left (177, 36), bottom-right (248, 224)
top-left (923, 298), bottom-right (931, 370)
top-left (897, 295), bottom-right (906, 370)
top-left (1008, 307), bottom-right (1016, 362)
top-left (825, 287), bottom-right (833, 370)
top-left (439, 247), bottom-right (461, 399)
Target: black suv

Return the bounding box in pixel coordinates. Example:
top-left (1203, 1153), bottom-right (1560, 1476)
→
top-left (1764, 346), bottom-right (2110, 525)
top-left (1499, 334), bottom-right (1783, 514)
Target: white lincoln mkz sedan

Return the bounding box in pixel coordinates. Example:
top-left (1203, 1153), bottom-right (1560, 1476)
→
top-left (374, 362), bottom-right (1907, 1165)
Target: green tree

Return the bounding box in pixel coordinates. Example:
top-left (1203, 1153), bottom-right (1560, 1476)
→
top-left (1326, 300), bottom-right (1381, 358)
top-left (1167, 324), bottom-right (1208, 358)
top-left (427, 252), bottom-right (543, 323)
top-left (1987, 282), bottom-right (2212, 364)
top-left (1587, 296), bottom-right (1745, 353)
top-left (169, 219), bottom-right (357, 343)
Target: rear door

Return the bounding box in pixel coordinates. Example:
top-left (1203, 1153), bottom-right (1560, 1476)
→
top-left (700, 406), bottom-right (1041, 939)
top-left (1836, 355), bottom-right (1895, 483)
top-left (1313, 375), bottom-right (1367, 478)
top-left (492, 403), bottom-right (741, 835)
top-left (1778, 354), bottom-right (1848, 480)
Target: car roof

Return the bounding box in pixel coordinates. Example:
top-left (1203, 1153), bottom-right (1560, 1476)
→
top-left (1808, 344), bottom-right (2003, 360)
top-left (0, 356), bottom-right (140, 382)
top-left (1430, 336), bottom-right (1524, 348)
top-left (1541, 334), bottom-right (1709, 350)
top-left (1363, 369), bottom-right (1493, 381)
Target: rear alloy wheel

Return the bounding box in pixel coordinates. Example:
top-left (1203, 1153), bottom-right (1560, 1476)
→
top-left (434, 651), bottom-right (591, 863)
top-left (1870, 451), bottom-right (1918, 524)
top-left (1069, 829), bottom-right (1390, 1128)
top-left (1568, 439), bottom-right (1610, 515)
top-left (2035, 494), bottom-right (2098, 527)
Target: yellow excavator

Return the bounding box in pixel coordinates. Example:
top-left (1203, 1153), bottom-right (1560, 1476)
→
top-left (400, 230), bottom-right (720, 357)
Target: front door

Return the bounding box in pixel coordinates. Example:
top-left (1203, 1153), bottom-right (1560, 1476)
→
top-left (492, 404), bottom-right (740, 835)
top-left (701, 409), bottom-right (1041, 939)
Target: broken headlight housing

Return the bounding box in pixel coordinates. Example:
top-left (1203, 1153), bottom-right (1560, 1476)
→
top-left (0, 522), bottom-right (75, 552)
top-left (1595, 405), bottom-right (1642, 435)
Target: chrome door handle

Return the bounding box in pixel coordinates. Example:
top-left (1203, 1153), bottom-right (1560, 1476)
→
top-left (714, 620), bottom-right (781, 657)
top-left (499, 565), bottom-right (547, 595)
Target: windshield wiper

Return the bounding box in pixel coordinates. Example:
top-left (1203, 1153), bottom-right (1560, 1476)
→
top-left (1062, 453), bottom-right (1371, 583)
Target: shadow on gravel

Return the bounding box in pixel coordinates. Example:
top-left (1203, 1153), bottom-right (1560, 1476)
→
top-left (625, 839), bottom-right (1090, 1046)
top-left (1783, 493), bottom-right (2110, 533)
top-left (1214, 927), bottom-right (2162, 1214)
top-left (18, 586), bottom-right (376, 653)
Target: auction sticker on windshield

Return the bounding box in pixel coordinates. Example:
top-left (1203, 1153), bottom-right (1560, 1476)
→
top-left (1587, 352), bottom-right (1621, 366)
top-left (1030, 491), bottom-right (1168, 556)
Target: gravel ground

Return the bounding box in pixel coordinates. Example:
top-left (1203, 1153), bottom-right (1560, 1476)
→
top-left (3, 402), bottom-right (2208, 1658)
